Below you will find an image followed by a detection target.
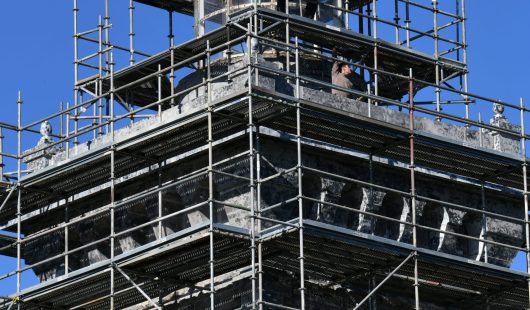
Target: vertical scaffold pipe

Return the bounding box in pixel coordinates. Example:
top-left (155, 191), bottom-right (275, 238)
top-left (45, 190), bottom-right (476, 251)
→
top-left (359, 0), bottom-right (364, 78)
top-left (73, 0), bottom-right (78, 85)
top-left (256, 125), bottom-right (264, 310)
top-left (247, 24), bottom-right (258, 310)
top-left (16, 92), bottom-right (22, 305)
top-left (285, 0), bottom-right (290, 76)
top-left (75, 93), bottom-right (81, 149)
top-left (372, 0), bottom-right (378, 104)
top-left (158, 163), bottom-right (163, 240)
top-left (206, 39), bottom-right (215, 310)
top-left (104, 0), bottom-right (110, 73)
top-left (129, 0), bottom-right (135, 65)
top-left (109, 52), bottom-right (116, 308)
top-left (194, 0), bottom-right (205, 37)
top-left (72, 0), bottom-right (78, 159)
top-left (64, 197), bottom-right (70, 276)
top-left (409, 69), bottom-right (420, 310)
top-left (170, 11), bottom-right (175, 107)
top-left (158, 64), bottom-right (163, 119)
top-left (110, 52), bottom-right (115, 135)
top-left (295, 36), bottom-right (305, 310)
top-left (480, 182), bottom-right (488, 263)
top-left (110, 146), bottom-right (116, 309)
top-left (462, 0), bottom-right (469, 120)
top-left (157, 63), bottom-right (164, 241)
top-left (345, 0), bottom-right (349, 30)
top-left (98, 15), bottom-right (104, 137)
top-left (394, 0), bottom-right (399, 44)
top-left (433, 0), bottom-right (441, 121)
top-left (66, 102), bottom-right (70, 159)
top-left (520, 98), bottom-right (530, 308)
top-left (455, 0), bottom-right (461, 87)
top-left (0, 127), bottom-right (3, 181)
top-left (405, 0), bottom-right (410, 48)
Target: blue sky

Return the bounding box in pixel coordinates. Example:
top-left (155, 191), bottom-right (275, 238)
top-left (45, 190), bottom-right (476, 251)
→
top-left (0, 0), bottom-right (529, 298)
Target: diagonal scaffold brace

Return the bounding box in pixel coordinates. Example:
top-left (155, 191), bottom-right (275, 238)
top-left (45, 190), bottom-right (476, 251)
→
top-left (352, 252), bottom-right (415, 310)
top-left (112, 263), bottom-right (162, 310)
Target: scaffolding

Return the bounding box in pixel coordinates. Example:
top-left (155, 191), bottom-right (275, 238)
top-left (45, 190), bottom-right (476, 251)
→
top-left (0, 0), bottom-right (529, 309)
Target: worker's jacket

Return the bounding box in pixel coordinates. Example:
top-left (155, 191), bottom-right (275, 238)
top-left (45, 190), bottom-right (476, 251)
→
top-left (331, 62), bottom-right (367, 99)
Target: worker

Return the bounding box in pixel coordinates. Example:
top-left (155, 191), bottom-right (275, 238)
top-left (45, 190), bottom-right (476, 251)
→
top-left (331, 61), bottom-right (367, 99)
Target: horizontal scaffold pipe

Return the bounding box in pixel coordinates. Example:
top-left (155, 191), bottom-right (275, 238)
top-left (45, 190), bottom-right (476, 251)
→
top-left (260, 197), bottom-right (299, 213)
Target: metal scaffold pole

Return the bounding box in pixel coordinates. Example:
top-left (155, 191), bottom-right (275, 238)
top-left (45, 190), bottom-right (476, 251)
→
top-left (110, 146), bottom-right (116, 309)
top-left (206, 39), bottom-right (215, 310)
top-left (394, 0), bottom-right (399, 44)
top-left (433, 0), bottom-right (441, 121)
top-left (72, 0), bottom-right (79, 159)
top-left (0, 127), bottom-right (3, 181)
top-left (109, 51), bottom-right (116, 309)
top-left (169, 11), bottom-right (175, 107)
top-left (285, 0), bottom-right (290, 75)
top-left (252, 12), bottom-right (264, 310)
top-left (129, 0), bottom-right (135, 65)
top-left (461, 0), bottom-right (469, 120)
top-left (158, 64), bottom-right (163, 118)
top-left (256, 124), bottom-right (264, 310)
top-left (372, 0), bottom-right (378, 103)
top-left (110, 52), bottom-right (115, 135)
top-left (409, 68), bottom-right (420, 310)
top-left (104, 0), bottom-right (110, 73)
top-left (479, 182), bottom-right (488, 263)
top-left (247, 22), bottom-right (258, 310)
top-left (98, 15), bottom-right (104, 136)
top-left (405, 0), bottom-right (410, 47)
top-left (520, 98), bottom-right (530, 308)
top-left (16, 91), bottom-right (22, 310)
top-left (295, 35), bottom-right (305, 310)
top-left (64, 195), bottom-right (70, 276)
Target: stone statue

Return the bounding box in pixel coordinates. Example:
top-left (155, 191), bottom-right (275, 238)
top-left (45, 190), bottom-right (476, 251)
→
top-left (37, 121), bottom-right (53, 147)
top-left (23, 120), bottom-right (63, 172)
top-left (481, 101), bottom-right (520, 152)
top-left (490, 101), bottom-right (508, 128)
